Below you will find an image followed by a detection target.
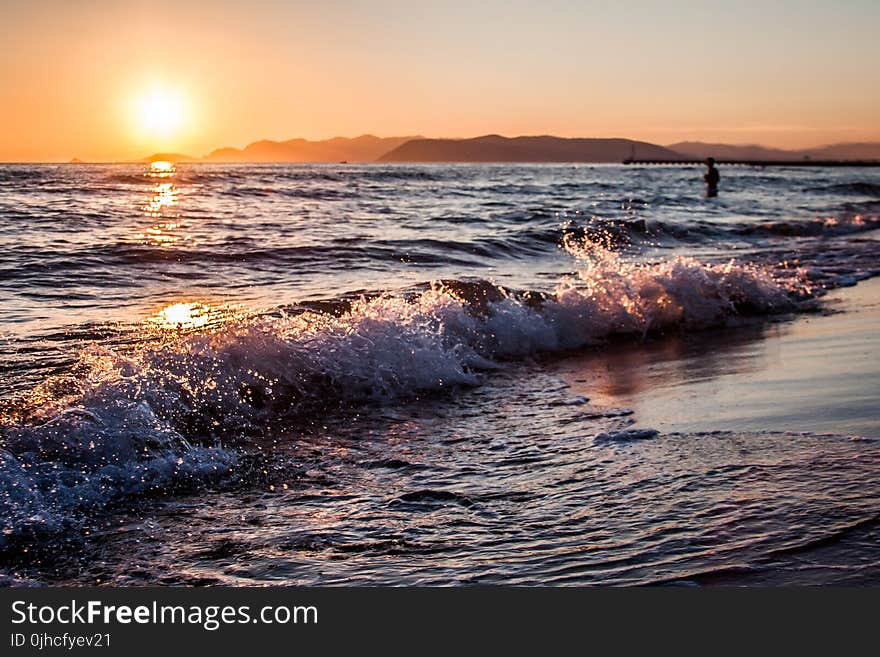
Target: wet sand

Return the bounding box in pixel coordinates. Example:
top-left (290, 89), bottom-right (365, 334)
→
top-left (557, 276), bottom-right (880, 439)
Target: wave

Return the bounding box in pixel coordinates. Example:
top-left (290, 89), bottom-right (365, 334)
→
top-left (218, 184), bottom-right (358, 200)
top-left (0, 243), bottom-right (484, 279)
top-left (0, 242), bottom-right (812, 553)
top-left (3, 212), bottom-right (878, 295)
top-left (0, 168), bottom-right (63, 185)
top-left (566, 213), bottom-right (880, 248)
top-left (806, 181), bottom-right (880, 196)
top-left (732, 214), bottom-right (880, 238)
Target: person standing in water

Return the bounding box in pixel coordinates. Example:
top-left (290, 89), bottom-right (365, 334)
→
top-left (704, 157), bottom-right (720, 197)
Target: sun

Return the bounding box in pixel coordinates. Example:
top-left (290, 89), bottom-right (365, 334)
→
top-left (134, 88), bottom-right (187, 140)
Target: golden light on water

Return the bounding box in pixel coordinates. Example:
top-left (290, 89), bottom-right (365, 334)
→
top-left (145, 182), bottom-right (177, 214)
top-left (134, 175), bottom-right (181, 245)
top-left (135, 221), bottom-right (182, 245)
top-left (149, 161), bottom-right (174, 174)
top-left (149, 302), bottom-right (215, 330)
top-left (148, 301), bottom-right (243, 332)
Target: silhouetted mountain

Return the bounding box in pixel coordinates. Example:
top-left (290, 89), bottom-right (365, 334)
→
top-left (142, 152), bottom-right (198, 162)
top-left (137, 136), bottom-right (880, 164)
top-left (669, 141), bottom-right (880, 161)
top-left (807, 143), bottom-right (880, 160)
top-left (378, 135), bottom-right (683, 162)
top-left (668, 142), bottom-right (797, 161)
top-left (203, 135), bottom-right (417, 162)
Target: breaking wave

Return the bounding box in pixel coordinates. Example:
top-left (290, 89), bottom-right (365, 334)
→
top-left (0, 242), bottom-right (814, 552)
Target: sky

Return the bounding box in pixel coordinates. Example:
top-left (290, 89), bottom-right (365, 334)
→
top-left (1, 0), bottom-right (878, 161)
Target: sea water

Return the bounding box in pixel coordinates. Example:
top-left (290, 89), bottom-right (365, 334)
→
top-left (1, 162), bottom-right (879, 585)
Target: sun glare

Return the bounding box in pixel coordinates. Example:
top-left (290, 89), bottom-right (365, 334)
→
top-left (150, 302), bottom-right (214, 330)
top-left (134, 88), bottom-right (187, 140)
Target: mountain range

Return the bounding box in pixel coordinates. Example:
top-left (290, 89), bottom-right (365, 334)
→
top-left (204, 135), bottom-right (415, 162)
top-left (133, 135), bottom-right (880, 164)
top-left (668, 141), bottom-right (880, 161)
top-left (377, 135), bottom-right (679, 162)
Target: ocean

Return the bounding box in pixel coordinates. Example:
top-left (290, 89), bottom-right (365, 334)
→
top-left (1, 161), bottom-right (879, 585)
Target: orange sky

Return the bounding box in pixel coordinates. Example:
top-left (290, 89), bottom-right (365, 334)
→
top-left (1, 0), bottom-right (878, 161)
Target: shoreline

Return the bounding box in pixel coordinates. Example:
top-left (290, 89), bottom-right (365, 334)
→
top-left (556, 277), bottom-right (880, 438)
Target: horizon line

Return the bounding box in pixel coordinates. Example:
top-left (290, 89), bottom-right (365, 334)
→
top-left (4, 133), bottom-right (880, 164)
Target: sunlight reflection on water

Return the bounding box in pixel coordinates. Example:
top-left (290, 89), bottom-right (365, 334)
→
top-left (148, 301), bottom-right (229, 331)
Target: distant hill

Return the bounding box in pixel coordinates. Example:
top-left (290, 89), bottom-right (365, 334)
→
top-left (135, 136), bottom-right (880, 164)
top-left (668, 142), bottom-right (797, 161)
top-left (378, 135), bottom-right (683, 163)
top-left (668, 141), bottom-right (880, 162)
top-left (806, 142), bottom-right (880, 160)
top-left (142, 152), bottom-right (198, 163)
top-left (203, 135), bottom-right (417, 162)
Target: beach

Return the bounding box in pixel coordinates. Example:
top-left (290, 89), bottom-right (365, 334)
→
top-left (557, 274), bottom-right (880, 439)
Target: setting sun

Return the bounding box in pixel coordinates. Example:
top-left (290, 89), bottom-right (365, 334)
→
top-left (134, 88), bottom-right (187, 141)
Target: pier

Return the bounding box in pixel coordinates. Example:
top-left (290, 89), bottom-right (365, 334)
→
top-left (623, 159), bottom-right (880, 167)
